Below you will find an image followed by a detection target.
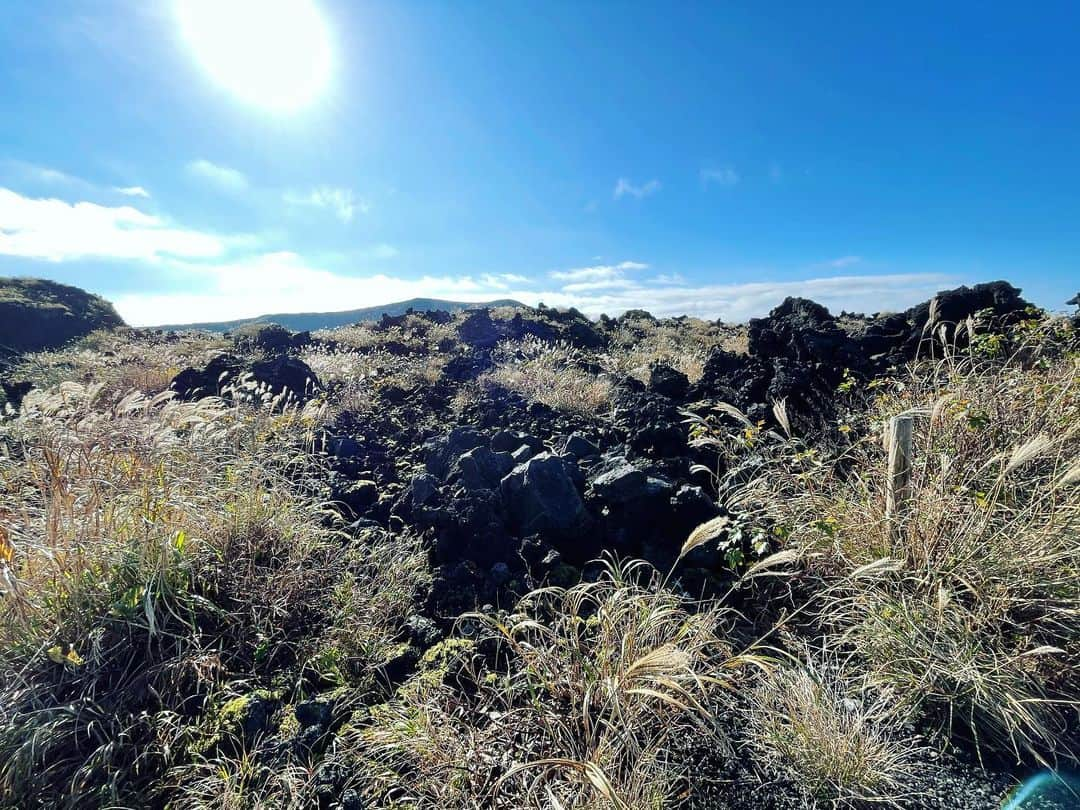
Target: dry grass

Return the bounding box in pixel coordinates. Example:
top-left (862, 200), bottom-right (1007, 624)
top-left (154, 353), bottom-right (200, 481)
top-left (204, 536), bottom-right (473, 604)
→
top-left (745, 661), bottom-right (919, 806)
top-left (300, 345), bottom-right (448, 421)
top-left (727, 321), bottom-right (1080, 762)
top-left (485, 336), bottom-right (615, 416)
top-left (349, 557), bottom-right (767, 809)
top-left (600, 317), bottom-right (735, 384)
top-left (597, 315), bottom-right (749, 384)
top-left (0, 381), bottom-right (427, 807)
top-left (11, 329), bottom-right (229, 397)
top-left (3, 308), bottom-right (1077, 807)
top-left (316, 314), bottom-right (458, 355)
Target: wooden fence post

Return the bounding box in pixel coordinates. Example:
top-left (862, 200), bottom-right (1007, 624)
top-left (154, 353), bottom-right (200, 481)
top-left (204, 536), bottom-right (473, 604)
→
top-left (885, 414), bottom-right (914, 544)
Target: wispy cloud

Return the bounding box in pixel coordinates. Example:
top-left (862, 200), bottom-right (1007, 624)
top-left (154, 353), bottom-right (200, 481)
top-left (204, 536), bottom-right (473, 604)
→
top-left (550, 261), bottom-right (648, 284)
top-left (481, 272), bottom-right (529, 290)
top-left (701, 166), bottom-right (739, 187)
top-left (828, 255), bottom-right (862, 268)
top-left (114, 185), bottom-right (150, 198)
top-left (768, 162), bottom-right (783, 184)
top-left (186, 159), bottom-right (249, 193)
top-left (2, 160), bottom-right (97, 192)
top-left (0, 187), bottom-right (226, 262)
top-left (283, 185), bottom-right (365, 223)
top-left (3, 161), bottom-right (151, 200)
top-left (613, 177), bottom-right (661, 199)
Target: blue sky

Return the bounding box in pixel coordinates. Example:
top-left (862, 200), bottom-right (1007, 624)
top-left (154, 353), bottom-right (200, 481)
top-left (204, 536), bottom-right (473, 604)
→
top-left (1, 1), bottom-right (1077, 325)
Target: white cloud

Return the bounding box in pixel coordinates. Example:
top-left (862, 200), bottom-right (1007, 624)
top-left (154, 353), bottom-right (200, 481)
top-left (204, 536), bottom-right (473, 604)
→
top-left (284, 186), bottom-right (365, 223)
top-left (560, 278), bottom-right (641, 293)
top-left (613, 177), bottom-right (661, 199)
top-left (0, 187), bottom-right (226, 262)
top-left (113, 252), bottom-right (525, 325)
top-left (701, 167), bottom-right (739, 187)
top-left (108, 245), bottom-right (955, 328)
top-left (534, 271), bottom-right (956, 322)
top-left (186, 159), bottom-right (249, 193)
top-left (550, 261), bottom-right (648, 283)
top-left (480, 273), bottom-right (530, 290)
top-left (114, 185), bottom-right (150, 198)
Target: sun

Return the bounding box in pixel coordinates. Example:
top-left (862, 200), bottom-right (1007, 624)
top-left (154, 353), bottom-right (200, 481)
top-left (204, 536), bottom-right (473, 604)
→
top-left (176, 0), bottom-right (332, 112)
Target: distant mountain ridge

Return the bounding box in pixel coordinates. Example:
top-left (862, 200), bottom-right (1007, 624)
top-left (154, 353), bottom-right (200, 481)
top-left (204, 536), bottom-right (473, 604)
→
top-left (157, 298), bottom-right (526, 333)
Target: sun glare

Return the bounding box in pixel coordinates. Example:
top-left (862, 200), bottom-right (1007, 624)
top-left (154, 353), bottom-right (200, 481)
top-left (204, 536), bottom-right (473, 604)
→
top-left (176, 0), bottom-right (332, 112)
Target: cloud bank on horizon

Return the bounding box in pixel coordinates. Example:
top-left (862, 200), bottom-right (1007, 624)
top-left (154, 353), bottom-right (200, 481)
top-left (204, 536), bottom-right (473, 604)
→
top-left (0, 181), bottom-right (960, 326)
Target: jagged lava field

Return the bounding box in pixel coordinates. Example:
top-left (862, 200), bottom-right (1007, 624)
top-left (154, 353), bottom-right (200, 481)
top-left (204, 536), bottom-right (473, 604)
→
top-left (0, 277), bottom-right (1078, 809)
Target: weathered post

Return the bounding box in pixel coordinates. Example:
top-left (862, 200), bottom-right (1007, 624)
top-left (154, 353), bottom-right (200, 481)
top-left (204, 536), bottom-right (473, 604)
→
top-left (885, 414), bottom-right (914, 545)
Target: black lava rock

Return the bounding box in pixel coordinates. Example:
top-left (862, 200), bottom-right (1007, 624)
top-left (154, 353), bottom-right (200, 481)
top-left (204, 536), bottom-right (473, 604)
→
top-left (648, 363), bottom-right (690, 400)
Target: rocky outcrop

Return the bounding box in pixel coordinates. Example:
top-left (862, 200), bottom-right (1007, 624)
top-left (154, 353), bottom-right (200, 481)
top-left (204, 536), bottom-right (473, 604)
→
top-left (687, 282), bottom-right (1036, 431)
top-left (0, 277), bottom-right (124, 354)
top-left (229, 322), bottom-right (311, 354)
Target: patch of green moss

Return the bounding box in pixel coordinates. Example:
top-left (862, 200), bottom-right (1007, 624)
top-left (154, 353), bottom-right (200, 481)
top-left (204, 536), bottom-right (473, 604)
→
top-left (187, 688), bottom-right (280, 757)
top-left (278, 706), bottom-right (302, 740)
top-left (395, 637), bottom-right (478, 703)
top-left (419, 637), bottom-right (474, 671)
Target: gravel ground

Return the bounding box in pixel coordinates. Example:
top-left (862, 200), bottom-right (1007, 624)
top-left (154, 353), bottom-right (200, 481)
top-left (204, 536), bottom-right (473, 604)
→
top-left (671, 719), bottom-right (1079, 809)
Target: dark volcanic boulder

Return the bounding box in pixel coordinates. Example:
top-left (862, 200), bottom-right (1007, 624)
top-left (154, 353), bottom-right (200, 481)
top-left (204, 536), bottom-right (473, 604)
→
top-left (507, 313), bottom-right (557, 343)
top-left (431, 489), bottom-right (509, 567)
top-left (856, 312), bottom-right (911, 359)
top-left (905, 281), bottom-right (1030, 330)
top-left (229, 322), bottom-right (294, 354)
top-left (0, 277), bottom-right (124, 354)
top-left (562, 434), bottom-right (600, 460)
top-left (613, 392), bottom-right (688, 459)
top-left (0, 380), bottom-right (33, 411)
top-left (591, 464), bottom-right (674, 504)
top-left (491, 429), bottom-right (545, 454)
top-left (424, 426), bottom-right (488, 478)
top-left (441, 351), bottom-right (495, 383)
top-left (648, 363), bottom-right (690, 400)
top-left (249, 355), bottom-right (322, 400)
top-left (457, 310), bottom-right (501, 348)
top-left (565, 320), bottom-right (607, 350)
top-left (169, 354), bottom-right (244, 399)
top-left (456, 446), bottom-right (515, 491)
top-left (901, 281), bottom-right (1033, 355)
top-left (748, 297), bottom-right (861, 370)
top-left (694, 349), bottom-right (752, 397)
top-left (500, 453), bottom-right (590, 536)
top-left (170, 354), bottom-right (321, 402)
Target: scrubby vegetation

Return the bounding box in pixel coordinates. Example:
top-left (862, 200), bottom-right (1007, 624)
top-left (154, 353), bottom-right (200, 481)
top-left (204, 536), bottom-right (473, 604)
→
top-left (730, 317), bottom-right (1080, 766)
top-left (0, 280), bottom-right (1077, 808)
